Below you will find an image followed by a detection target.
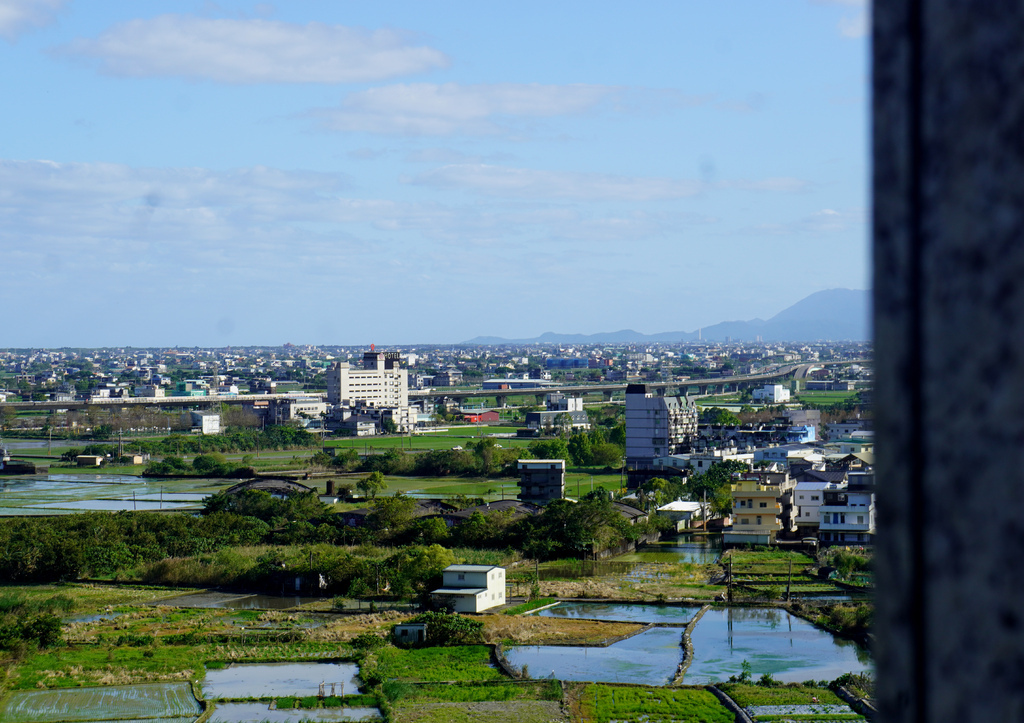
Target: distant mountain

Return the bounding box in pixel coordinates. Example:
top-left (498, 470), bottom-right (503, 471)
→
top-left (460, 288), bottom-right (869, 345)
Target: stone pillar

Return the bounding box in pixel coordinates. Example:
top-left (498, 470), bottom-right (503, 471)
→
top-left (874, 3), bottom-right (1024, 722)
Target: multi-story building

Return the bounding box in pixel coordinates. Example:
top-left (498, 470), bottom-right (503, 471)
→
top-left (325, 351), bottom-right (411, 431)
top-left (819, 472), bottom-right (876, 545)
top-left (724, 470), bottom-right (797, 546)
top-left (624, 384), bottom-right (698, 486)
top-left (517, 459), bottom-right (565, 503)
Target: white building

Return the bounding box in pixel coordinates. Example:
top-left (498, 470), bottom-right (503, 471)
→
top-left (326, 351), bottom-right (412, 431)
top-left (430, 565), bottom-right (506, 613)
top-left (794, 481), bottom-right (829, 535)
top-left (190, 411), bottom-right (221, 435)
top-left (134, 385), bottom-right (165, 398)
top-left (819, 473), bottom-right (876, 545)
top-left (752, 384), bottom-right (791, 403)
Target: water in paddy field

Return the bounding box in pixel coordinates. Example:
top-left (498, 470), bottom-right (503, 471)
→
top-left (504, 627), bottom-right (685, 686)
top-left (618, 533), bottom-right (723, 564)
top-left (202, 661), bottom-right (361, 700)
top-left (207, 703), bottom-right (382, 722)
top-left (536, 601), bottom-right (702, 624)
top-left (683, 607), bottom-right (871, 684)
top-left (0, 473), bottom-right (215, 514)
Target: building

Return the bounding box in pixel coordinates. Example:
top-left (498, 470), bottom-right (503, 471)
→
top-left (325, 351), bottom-right (412, 431)
top-left (818, 473), bottom-right (875, 545)
top-left (624, 384), bottom-right (698, 482)
top-left (656, 500), bottom-right (704, 531)
top-left (462, 410), bottom-right (500, 424)
top-left (190, 411), bottom-right (221, 435)
top-left (752, 384), bottom-right (791, 403)
top-left (263, 394), bottom-right (327, 425)
top-left (724, 470), bottom-right (797, 546)
top-left (430, 564), bottom-right (506, 613)
top-left (517, 459), bottom-right (565, 503)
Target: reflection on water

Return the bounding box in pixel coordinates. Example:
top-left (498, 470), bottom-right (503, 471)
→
top-left (28, 499), bottom-right (200, 511)
top-left (619, 534), bottom-right (723, 564)
top-left (212, 595), bottom-right (328, 610)
top-left (684, 607), bottom-right (871, 684)
top-left (208, 702), bottom-right (381, 722)
top-left (203, 662), bottom-right (361, 700)
top-left (537, 602), bottom-right (701, 624)
top-left (504, 627), bottom-right (684, 686)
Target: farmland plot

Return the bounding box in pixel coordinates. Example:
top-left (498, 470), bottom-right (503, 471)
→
top-left (0, 682), bottom-right (201, 723)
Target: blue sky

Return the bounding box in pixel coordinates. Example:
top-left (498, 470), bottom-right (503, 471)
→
top-left (0, 0), bottom-right (869, 347)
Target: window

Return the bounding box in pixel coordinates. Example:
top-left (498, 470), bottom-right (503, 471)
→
top-left (457, 573), bottom-right (465, 581)
top-left (811, 495), bottom-right (820, 501)
top-left (857, 515), bottom-right (864, 524)
top-left (756, 516), bottom-right (762, 525)
top-left (759, 502), bottom-right (767, 508)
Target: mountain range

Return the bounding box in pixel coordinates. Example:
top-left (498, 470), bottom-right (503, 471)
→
top-left (461, 288), bottom-right (870, 345)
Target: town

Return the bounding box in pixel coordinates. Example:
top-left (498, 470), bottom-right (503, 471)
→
top-left (0, 340), bottom-right (874, 723)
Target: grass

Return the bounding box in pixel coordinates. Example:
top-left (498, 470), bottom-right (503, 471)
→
top-left (503, 598), bottom-right (557, 616)
top-left (577, 684), bottom-right (734, 723)
top-left (400, 680), bottom-right (561, 703)
top-left (718, 683), bottom-right (842, 706)
top-left (375, 645), bottom-right (505, 683)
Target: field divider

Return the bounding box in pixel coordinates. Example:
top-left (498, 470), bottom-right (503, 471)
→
top-left (671, 604), bottom-right (711, 685)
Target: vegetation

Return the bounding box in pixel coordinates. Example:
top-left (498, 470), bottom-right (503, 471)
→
top-left (576, 684), bottom-right (734, 723)
top-left (503, 598), bottom-right (556, 616)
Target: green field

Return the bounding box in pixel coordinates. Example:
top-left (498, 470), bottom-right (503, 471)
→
top-left (578, 685), bottom-right (734, 723)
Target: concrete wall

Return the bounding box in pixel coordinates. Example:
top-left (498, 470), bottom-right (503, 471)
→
top-left (873, 3), bottom-right (1024, 721)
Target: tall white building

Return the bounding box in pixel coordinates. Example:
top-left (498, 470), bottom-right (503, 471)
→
top-left (326, 351), bottom-right (412, 430)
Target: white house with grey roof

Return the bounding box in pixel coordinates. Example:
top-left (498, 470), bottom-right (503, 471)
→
top-left (430, 565), bottom-right (506, 613)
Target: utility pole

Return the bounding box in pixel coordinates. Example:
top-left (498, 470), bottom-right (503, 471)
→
top-left (786, 556), bottom-right (793, 603)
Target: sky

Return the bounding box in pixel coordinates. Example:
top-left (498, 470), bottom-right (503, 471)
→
top-left (0, 0), bottom-right (869, 348)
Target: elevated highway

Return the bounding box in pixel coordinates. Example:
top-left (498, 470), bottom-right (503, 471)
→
top-left (410, 359), bottom-right (866, 407)
top-left (0, 392), bottom-right (325, 413)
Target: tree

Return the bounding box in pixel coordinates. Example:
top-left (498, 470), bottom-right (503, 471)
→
top-left (381, 417), bottom-right (398, 434)
top-left (357, 471), bottom-right (387, 499)
top-left (567, 432), bottom-right (593, 466)
top-left (590, 442), bottom-right (623, 468)
top-left (367, 493), bottom-right (417, 534)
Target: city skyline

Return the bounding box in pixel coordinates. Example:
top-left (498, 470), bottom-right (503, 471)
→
top-left (1, 0), bottom-right (869, 347)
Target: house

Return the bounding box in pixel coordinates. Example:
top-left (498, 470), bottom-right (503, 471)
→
top-left (724, 470), bottom-right (797, 546)
top-left (793, 481), bottom-right (830, 536)
top-left (76, 455), bottom-right (104, 467)
top-left (819, 473), bottom-right (876, 546)
top-left (430, 564), bottom-right (506, 613)
top-left (462, 410), bottom-right (500, 424)
top-left (190, 411), bottom-right (221, 435)
top-left (656, 500), bottom-right (704, 531)
top-left (517, 459), bottom-right (565, 503)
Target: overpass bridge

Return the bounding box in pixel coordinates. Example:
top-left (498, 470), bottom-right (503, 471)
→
top-left (0, 392), bottom-right (325, 414)
top-left (409, 360), bottom-right (864, 407)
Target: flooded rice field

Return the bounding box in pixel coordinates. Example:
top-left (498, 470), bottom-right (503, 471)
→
top-left (535, 601), bottom-right (701, 624)
top-left (0, 682), bottom-right (201, 723)
top-left (683, 607), bottom-right (871, 683)
top-left (504, 627), bottom-right (685, 686)
top-left (0, 474), bottom-right (221, 515)
top-left (616, 534), bottom-right (723, 565)
top-left (208, 703), bottom-right (381, 722)
top-left (508, 605), bottom-right (870, 686)
top-left (202, 661), bottom-right (361, 700)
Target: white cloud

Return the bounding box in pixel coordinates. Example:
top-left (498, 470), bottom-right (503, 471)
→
top-left (409, 164), bottom-right (702, 201)
top-left (409, 164), bottom-right (807, 201)
top-left (314, 82), bottom-right (614, 135)
top-left (0, 0), bottom-right (65, 41)
top-left (811, 0), bottom-right (870, 39)
top-left (56, 15), bottom-right (448, 83)
top-left (837, 11), bottom-right (869, 38)
top-left (745, 207), bottom-right (866, 235)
